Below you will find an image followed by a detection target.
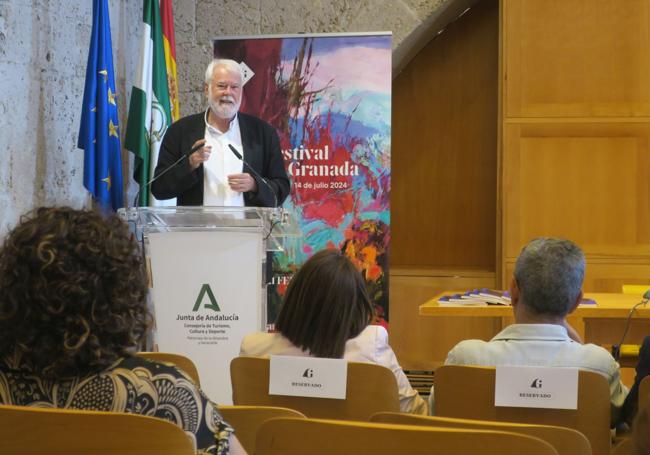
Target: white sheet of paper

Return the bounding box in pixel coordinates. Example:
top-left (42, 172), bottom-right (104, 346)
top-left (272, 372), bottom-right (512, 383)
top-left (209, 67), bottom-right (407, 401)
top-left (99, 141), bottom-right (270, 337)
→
top-left (269, 355), bottom-right (348, 399)
top-left (495, 365), bottom-right (579, 409)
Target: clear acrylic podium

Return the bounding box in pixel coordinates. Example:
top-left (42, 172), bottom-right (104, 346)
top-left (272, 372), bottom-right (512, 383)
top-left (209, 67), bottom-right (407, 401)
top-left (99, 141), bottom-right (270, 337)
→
top-left (119, 206), bottom-right (299, 404)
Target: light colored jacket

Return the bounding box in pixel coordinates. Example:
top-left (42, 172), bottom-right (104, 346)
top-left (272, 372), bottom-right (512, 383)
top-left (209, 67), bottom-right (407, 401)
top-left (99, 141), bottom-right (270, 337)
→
top-left (240, 325), bottom-right (428, 415)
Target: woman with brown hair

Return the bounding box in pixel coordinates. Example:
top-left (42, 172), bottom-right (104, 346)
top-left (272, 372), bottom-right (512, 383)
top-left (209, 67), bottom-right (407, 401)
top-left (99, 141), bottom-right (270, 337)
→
top-left (0, 207), bottom-right (245, 454)
top-left (240, 248), bottom-right (427, 414)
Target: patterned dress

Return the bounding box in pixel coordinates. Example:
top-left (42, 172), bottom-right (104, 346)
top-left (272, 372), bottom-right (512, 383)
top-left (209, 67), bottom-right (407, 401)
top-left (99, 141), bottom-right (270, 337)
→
top-left (0, 355), bottom-right (233, 454)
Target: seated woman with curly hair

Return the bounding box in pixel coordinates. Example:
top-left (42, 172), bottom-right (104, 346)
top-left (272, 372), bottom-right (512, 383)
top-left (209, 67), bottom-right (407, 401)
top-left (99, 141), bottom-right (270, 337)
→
top-left (240, 248), bottom-right (428, 415)
top-left (0, 207), bottom-right (245, 455)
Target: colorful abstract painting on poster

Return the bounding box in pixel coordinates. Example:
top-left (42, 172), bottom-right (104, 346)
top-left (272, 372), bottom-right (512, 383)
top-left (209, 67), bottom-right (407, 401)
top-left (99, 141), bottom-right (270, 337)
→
top-left (213, 33), bottom-right (392, 329)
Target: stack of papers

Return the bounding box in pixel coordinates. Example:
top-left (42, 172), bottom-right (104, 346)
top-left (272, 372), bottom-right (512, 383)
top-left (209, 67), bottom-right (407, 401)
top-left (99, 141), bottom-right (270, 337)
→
top-left (437, 289), bottom-right (512, 307)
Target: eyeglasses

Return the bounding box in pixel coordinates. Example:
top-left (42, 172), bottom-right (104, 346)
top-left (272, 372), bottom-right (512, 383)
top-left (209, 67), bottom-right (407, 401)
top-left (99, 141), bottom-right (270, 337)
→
top-left (213, 82), bottom-right (242, 91)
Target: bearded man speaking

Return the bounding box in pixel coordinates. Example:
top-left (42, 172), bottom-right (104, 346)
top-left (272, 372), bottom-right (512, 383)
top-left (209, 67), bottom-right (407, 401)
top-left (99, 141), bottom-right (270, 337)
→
top-left (151, 59), bottom-right (290, 207)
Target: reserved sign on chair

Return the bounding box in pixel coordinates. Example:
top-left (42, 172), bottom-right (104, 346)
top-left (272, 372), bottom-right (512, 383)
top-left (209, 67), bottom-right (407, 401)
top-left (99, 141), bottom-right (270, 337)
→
top-left (495, 366), bottom-right (578, 409)
top-left (269, 355), bottom-right (348, 399)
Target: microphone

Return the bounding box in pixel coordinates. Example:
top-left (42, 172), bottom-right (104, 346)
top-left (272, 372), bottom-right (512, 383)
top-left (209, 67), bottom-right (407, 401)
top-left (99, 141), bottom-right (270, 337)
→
top-left (611, 289), bottom-right (650, 360)
top-left (228, 144), bottom-right (278, 208)
top-left (132, 142), bottom-right (205, 207)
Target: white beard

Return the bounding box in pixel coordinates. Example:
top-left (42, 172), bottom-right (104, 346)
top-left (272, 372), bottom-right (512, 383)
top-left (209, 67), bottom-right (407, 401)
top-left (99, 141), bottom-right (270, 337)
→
top-left (208, 88), bottom-right (241, 120)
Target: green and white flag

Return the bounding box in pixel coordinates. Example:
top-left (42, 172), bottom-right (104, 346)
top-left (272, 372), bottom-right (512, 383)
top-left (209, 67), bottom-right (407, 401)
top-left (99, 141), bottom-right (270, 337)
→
top-left (125, 0), bottom-right (173, 206)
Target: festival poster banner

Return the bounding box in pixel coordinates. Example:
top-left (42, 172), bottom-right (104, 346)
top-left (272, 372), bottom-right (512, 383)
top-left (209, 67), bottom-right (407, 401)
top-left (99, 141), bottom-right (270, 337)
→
top-left (213, 33), bottom-right (392, 328)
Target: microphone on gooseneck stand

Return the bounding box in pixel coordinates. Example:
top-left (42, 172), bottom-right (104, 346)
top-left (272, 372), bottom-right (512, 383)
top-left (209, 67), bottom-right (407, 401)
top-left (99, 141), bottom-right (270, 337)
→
top-left (228, 144), bottom-right (278, 209)
top-left (612, 289), bottom-right (650, 361)
top-left (132, 142), bottom-right (205, 207)
top-left (228, 143), bottom-right (280, 288)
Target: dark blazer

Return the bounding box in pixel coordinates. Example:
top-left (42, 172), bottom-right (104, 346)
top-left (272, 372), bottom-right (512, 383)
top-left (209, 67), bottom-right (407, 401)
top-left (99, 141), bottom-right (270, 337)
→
top-left (151, 111), bottom-right (290, 207)
top-left (622, 335), bottom-right (650, 424)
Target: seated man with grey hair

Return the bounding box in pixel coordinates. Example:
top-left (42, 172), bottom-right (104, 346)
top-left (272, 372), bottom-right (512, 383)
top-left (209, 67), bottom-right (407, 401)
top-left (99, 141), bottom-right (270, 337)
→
top-left (434, 237), bottom-right (627, 424)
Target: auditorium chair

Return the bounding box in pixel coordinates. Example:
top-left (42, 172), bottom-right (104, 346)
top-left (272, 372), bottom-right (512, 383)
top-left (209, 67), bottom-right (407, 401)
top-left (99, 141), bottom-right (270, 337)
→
top-left (138, 351), bottom-right (201, 385)
top-left (0, 404), bottom-right (194, 454)
top-left (255, 417), bottom-right (559, 455)
top-left (610, 437), bottom-right (634, 455)
top-left (219, 405), bottom-right (306, 453)
top-left (370, 412), bottom-right (590, 455)
top-left (638, 371), bottom-right (650, 408)
top-left (434, 365), bottom-right (610, 455)
top-left (230, 356), bottom-right (400, 420)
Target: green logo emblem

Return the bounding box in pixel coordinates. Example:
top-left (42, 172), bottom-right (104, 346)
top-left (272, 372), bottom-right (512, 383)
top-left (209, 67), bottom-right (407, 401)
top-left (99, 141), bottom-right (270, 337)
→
top-left (192, 284), bottom-right (221, 312)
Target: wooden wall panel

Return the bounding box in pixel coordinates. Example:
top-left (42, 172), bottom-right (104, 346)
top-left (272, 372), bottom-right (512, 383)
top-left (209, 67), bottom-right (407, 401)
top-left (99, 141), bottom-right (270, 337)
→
top-left (504, 0), bottom-right (650, 117)
top-left (391, 0), bottom-right (498, 268)
top-left (505, 261), bottom-right (650, 293)
top-left (584, 261), bottom-right (650, 292)
top-left (390, 268), bottom-right (497, 369)
top-left (502, 123), bottom-right (650, 262)
top-left (500, 0), bottom-right (650, 289)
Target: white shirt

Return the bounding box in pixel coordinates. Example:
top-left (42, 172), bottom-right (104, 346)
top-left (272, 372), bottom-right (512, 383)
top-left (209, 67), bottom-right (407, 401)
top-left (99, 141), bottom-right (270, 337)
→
top-left (203, 115), bottom-right (244, 206)
top-left (240, 325), bottom-right (428, 415)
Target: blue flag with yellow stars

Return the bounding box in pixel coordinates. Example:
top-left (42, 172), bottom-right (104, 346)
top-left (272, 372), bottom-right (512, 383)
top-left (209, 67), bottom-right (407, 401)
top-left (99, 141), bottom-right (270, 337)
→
top-left (78, 0), bottom-right (123, 210)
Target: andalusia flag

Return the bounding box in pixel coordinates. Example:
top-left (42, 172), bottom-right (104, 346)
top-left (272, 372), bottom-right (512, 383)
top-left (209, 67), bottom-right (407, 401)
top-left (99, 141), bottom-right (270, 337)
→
top-left (161, 0), bottom-right (180, 122)
top-left (125, 0), bottom-right (172, 207)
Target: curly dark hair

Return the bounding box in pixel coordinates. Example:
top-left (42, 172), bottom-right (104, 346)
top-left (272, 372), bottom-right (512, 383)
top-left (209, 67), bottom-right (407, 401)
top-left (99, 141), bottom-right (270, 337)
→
top-left (0, 207), bottom-right (150, 377)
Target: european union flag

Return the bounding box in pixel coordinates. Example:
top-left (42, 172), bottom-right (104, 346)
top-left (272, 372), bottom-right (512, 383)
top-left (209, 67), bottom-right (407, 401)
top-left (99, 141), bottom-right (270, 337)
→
top-left (78, 0), bottom-right (123, 210)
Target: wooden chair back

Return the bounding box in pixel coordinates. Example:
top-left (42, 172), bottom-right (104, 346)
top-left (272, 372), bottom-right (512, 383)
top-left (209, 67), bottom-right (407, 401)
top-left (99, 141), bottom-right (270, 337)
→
top-left (611, 437), bottom-right (634, 455)
top-left (434, 365), bottom-right (610, 455)
top-left (0, 404), bottom-right (194, 455)
top-left (370, 412), bottom-right (591, 455)
top-left (255, 417), bottom-right (559, 455)
top-left (138, 351), bottom-right (201, 385)
top-left (639, 375), bottom-right (650, 411)
top-left (230, 356), bottom-right (400, 420)
top-left (219, 405), bottom-right (306, 454)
